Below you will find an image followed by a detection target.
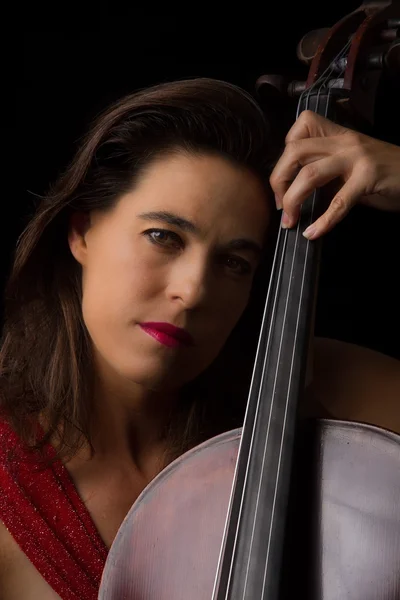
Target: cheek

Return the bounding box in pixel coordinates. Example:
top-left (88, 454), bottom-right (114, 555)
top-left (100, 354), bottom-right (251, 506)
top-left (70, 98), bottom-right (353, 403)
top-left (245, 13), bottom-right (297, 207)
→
top-left (80, 240), bottom-right (161, 337)
top-left (222, 281), bottom-right (252, 321)
top-left (177, 291), bottom-right (251, 385)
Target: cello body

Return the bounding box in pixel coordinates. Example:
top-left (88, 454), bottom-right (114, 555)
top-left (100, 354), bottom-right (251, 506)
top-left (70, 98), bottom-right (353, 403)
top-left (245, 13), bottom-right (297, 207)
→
top-left (99, 420), bottom-right (400, 599)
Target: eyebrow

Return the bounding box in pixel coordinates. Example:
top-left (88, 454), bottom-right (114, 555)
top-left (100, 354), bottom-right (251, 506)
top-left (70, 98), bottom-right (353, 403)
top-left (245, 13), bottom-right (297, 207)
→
top-left (137, 210), bottom-right (262, 256)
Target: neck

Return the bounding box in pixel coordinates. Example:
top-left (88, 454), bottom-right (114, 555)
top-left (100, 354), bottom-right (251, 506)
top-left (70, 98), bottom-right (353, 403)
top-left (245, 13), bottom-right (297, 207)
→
top-left (88, 359), bottom-right (180, 471)
top-left (92, 379), bottom-right (177, 467)
top-left (41, 352), bottom-right (183, 480)
top-left (41, 357), bottom-right (181, 479)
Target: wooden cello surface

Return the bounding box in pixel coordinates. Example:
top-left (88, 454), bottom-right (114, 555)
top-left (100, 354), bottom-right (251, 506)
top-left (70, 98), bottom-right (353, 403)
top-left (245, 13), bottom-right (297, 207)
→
top-left (281, 419), bottom-right (400, 600)
top-left (98, 420), bottom-right (400, 599)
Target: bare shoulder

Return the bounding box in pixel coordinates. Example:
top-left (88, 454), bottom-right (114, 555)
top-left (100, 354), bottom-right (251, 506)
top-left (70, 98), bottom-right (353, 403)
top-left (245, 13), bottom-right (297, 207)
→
top-left (0, 519), bottom-right (16, 575)
top-left (0, 520), bottom-right (61, 599)
top-left (306, 337), bottom-right (400, 434)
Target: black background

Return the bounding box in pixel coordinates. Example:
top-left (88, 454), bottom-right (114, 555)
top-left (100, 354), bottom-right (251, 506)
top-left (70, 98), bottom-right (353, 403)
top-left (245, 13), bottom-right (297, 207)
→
top-left (6, 2), bottom-right (400, 359)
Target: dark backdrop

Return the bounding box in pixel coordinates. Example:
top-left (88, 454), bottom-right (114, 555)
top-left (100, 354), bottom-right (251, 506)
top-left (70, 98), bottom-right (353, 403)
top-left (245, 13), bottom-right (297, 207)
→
top-left (6, 3), bottom-right (400, 359)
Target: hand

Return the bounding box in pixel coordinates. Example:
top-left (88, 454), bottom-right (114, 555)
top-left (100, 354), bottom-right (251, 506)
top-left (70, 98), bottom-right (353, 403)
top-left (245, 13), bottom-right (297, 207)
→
top-left (269, 111), bottom-right (400, 239)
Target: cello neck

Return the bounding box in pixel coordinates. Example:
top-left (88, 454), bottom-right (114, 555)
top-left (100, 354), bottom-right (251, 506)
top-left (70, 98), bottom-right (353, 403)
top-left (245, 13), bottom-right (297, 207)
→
top-left (212, 91), bottom-right (336, 600)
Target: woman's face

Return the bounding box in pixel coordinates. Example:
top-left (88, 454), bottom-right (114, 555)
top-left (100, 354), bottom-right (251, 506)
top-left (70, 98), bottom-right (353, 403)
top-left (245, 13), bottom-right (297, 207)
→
top-left (69, 151), bottom-right (270, 391)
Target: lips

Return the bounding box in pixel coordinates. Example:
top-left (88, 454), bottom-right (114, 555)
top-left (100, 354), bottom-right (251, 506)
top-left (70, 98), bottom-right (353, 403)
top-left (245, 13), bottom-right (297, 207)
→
top-left (139, 322), bottom-right (194, 347)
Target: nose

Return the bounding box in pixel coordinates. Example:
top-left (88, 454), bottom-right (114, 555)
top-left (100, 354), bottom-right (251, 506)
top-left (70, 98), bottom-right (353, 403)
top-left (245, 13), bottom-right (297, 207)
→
top-left (166, 253), bottom-right (210, 310)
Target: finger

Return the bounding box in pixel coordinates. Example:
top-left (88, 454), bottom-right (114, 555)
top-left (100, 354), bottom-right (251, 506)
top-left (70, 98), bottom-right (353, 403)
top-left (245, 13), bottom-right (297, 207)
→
top-left (302, 177), bottom-right (365, 239)
top-left (270, 136), bottom-right (348, 209)
top-left (280, 155), bottom-right (347, 227)
top-left (285, 110), bottom-right (347, 144)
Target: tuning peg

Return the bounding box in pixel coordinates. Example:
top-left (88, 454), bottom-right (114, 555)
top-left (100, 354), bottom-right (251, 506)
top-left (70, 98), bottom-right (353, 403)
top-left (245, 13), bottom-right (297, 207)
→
top-left (384, 41), bottom-right (400, 77)
top-left (255, 75), bottom-right (289, 99)
top-left (296, 28), bottom-right (330, 64)
top-left (255, 75), bottom-right (307, 100)
top-left (381, 18), bottom-right (400, 42)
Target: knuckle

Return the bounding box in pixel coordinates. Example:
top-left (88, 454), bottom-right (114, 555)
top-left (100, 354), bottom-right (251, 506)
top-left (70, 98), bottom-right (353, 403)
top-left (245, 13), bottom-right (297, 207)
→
top-left (285, 110), bottom-right (317, 143)
top-left (321, 212), bottom-right (335, 230)
top-left (359, 155), bottom-right (377, 179)
top-left (343, 130), bottom-right (378, 181)
top-left (301, 162), bottom-right (318, 181)
top-left (299, 110), bottom-right (315, 124)
top-left (285, 139), bottom-right (301, 156)
top-left (269, 170), bottom-right (281, 188)
top-left (344, 129), bottom-right (361, 144)
top-left (330, 194), bottom-right (347, 212)
top-left (344, 130), bottom-right (367, 153)
top-left (285, 125), bottom-right (301, 144)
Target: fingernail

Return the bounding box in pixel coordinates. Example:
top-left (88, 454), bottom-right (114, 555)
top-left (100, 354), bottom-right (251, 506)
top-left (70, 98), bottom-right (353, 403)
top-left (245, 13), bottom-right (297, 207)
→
top-left (275, 195), bottom-right (282, 210)
top-left (281, 212), bottom-right (290, 228)
top-left (303, 224), bottom-right (317, 239)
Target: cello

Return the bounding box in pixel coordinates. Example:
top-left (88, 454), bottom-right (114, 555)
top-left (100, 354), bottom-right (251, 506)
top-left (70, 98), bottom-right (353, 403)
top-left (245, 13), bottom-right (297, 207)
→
top-left (98, 3), bottom-right (400, 598)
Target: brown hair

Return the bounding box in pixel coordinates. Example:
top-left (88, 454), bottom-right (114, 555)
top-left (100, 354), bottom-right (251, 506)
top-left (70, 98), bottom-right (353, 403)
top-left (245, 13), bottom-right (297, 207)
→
top-left (0, 77), bottom-right (278, 466)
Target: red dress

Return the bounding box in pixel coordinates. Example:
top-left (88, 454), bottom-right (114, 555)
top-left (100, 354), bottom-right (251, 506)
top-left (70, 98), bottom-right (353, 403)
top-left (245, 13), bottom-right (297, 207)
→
top-left (0, 417), bottom-right (109, 600)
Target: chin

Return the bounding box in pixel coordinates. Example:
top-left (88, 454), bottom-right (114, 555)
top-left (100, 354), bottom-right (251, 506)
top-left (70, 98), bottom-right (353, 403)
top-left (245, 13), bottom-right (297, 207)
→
top-left (129, 357), bottom-right (214, 392)
top-left (95, 336), bottom-right (220, 391)
top-left (108, 353), bottom-right (186, 390)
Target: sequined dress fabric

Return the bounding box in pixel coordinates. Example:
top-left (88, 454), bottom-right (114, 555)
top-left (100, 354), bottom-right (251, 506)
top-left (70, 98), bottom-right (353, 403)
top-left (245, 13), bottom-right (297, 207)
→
top-left (0, 417), bottom-right (108, 599)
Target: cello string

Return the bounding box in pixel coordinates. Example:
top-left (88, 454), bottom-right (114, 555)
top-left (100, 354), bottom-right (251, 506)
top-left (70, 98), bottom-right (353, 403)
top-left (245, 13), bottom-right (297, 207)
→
top-left (240, 80), bottom-right (322, 598)
top-left (213, 190), bottom-right (291, 599)
top-left (238, 78), bottom-right (318, 595)
top-left (222, 55), bottom-right (344, 596)
top-left (217, 40), bottom-right (350, 599)
top-left (214, 54), bottom-right (353, 598)
top-left (238, 39), bottom-right (353, 541)
top-left (258, 62), bottom-right (343, 599)
top-left (217, 77), bottom-right (327, 600)
top-left (259, 82), bottom-right (329, 598)
top-left (240, 50), bottom-right (346, 599)
top-left (211, 184), bottom-right (291, 600)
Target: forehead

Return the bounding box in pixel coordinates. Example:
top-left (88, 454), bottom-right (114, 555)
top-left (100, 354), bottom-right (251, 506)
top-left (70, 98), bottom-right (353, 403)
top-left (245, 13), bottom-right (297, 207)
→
top-left (115, 151), bottom-right (270, 238)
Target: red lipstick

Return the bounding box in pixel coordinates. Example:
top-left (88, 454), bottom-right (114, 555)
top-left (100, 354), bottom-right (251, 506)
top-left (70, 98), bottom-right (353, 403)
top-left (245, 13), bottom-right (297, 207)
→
top-left (139, 322), bottom-right (194, 348)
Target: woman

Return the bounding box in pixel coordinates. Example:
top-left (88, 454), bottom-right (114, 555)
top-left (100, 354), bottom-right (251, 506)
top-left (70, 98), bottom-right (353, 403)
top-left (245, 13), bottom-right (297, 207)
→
top-left (0, 77), bottom-right (399, 600)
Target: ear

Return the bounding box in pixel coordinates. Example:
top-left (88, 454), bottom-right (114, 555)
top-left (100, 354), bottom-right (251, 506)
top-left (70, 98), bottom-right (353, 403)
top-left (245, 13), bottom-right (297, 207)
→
top-left (68, 212), bottom-right (91, 266)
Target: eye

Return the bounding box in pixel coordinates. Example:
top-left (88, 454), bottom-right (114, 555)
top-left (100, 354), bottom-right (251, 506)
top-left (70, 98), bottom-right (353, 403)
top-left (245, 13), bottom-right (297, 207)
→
top-left (220, 255), bottom-right (252, 276)
top-left (143, 228), bottom-right (183, 249)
